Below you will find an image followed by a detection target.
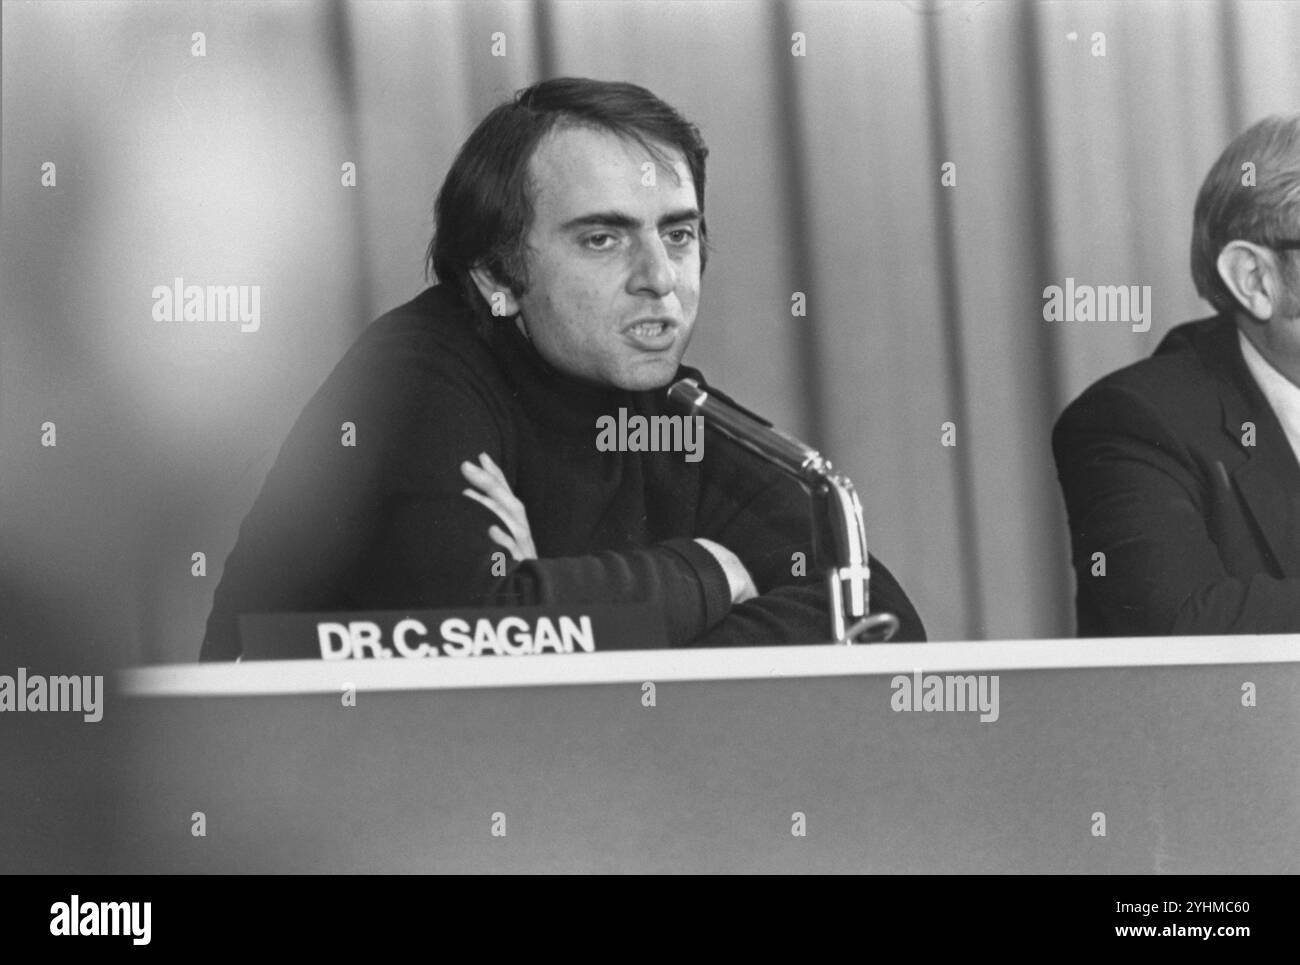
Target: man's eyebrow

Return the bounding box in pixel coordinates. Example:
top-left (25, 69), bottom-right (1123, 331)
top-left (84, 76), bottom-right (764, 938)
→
top-left (658, 208), bottom-right (702, 228)
top-left (559, 208), bottom-right (702, 232)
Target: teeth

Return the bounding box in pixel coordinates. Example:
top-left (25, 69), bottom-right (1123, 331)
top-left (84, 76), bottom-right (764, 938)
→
top-left (632, 322), bottom-right (665, 336)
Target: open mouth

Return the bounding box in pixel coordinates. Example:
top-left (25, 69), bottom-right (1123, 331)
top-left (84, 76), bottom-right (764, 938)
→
top-left (623, 319), bottom-right (677, 351)
top-left (628, 320), bottom-right (670, 338)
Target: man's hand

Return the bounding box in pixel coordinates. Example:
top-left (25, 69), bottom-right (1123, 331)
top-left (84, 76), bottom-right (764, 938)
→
top-left (459, 454), bottom-right (755, 606)
top-left (461, 452), bottom-right (537, 562)
top-left (694, 537), bottom-right (758, 605)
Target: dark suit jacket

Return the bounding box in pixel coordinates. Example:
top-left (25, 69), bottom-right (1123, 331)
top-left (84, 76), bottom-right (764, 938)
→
top-left (1053, 314), bottom-right (1300, 635)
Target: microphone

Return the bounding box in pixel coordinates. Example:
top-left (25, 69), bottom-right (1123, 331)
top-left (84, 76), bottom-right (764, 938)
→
top-left (666, 378), bottom-right (832, 485)
top-left (666, 377), bottom-right (900, 644)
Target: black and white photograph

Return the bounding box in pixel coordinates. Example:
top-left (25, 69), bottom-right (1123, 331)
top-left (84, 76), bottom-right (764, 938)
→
top-left (1, 0), bottom-right (1297, 918)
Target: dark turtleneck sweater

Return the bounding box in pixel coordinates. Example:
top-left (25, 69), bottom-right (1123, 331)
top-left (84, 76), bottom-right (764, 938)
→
top-left (200, 285), bottom-right (924, 660)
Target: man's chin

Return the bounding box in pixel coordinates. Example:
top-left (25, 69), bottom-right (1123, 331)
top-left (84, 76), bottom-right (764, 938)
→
top-left (617, 361), bottom-right (682, 393)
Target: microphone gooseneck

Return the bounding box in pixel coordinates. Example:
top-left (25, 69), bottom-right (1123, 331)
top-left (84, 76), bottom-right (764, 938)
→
top-left (666, 378), bottom-right (899, 644)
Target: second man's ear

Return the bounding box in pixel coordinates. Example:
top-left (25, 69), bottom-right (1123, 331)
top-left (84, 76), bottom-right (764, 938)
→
top-left (468, 266), bottom-right (521, 318)
top-left (1217, 240), bottom-right (1285, 321)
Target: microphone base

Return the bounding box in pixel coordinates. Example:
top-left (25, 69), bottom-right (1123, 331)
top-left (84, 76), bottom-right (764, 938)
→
top-left (829, 567), bottom-right (900, 644)
top-left (838, 612), bottom-right (900, 645)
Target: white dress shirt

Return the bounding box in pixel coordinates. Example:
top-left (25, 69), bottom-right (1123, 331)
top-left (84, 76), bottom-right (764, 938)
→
top-left (1239, 328), bottom-right (1300, 466)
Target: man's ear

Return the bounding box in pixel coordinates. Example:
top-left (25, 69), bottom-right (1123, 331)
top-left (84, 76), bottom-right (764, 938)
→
top-left (468, 265), bottom-right (521, 319)
top-left (1217, 240), bottom-right (1283, 321)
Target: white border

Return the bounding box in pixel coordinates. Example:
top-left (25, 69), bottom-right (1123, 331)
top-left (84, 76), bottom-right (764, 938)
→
top-left (117, 635), bottom-right (1300, 697)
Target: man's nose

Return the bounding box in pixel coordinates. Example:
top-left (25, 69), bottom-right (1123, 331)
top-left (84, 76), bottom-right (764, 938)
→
top-left (628, 234), bottom-right (677, 297)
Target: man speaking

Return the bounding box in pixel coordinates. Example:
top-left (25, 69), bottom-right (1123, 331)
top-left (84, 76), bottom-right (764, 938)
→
top-left (200, 78), bottom-right (923, 660)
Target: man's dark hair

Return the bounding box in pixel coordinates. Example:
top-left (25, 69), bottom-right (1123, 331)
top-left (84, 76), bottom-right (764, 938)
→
top-left (428, 77), bottom-right (710, 332)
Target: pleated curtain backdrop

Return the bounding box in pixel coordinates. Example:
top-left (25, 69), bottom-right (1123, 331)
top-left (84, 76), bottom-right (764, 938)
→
top-left (2, 0), bottom-right (1297, 665)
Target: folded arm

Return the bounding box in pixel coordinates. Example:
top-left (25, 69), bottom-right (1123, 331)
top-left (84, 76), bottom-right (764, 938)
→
top-left (201, 367), bottom-right (732, 660)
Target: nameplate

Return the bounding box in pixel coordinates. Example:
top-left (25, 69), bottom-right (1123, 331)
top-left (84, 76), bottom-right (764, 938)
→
top-left (238, 604), bottom-right (668, 660)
